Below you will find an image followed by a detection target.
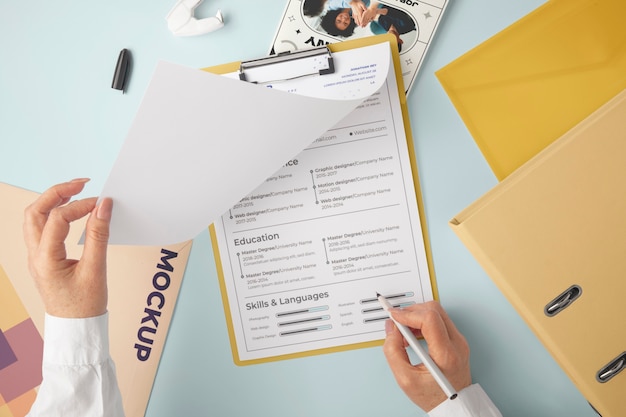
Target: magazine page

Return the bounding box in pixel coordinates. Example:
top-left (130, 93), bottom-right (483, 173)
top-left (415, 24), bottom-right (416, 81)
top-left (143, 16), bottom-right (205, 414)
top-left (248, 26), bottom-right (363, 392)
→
top-left (270, 0), bottom-right (449, 94)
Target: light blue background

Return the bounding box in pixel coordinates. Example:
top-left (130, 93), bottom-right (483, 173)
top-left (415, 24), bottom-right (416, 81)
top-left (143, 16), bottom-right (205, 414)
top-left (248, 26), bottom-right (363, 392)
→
top-left (0, 1), bottom-right (599, 416)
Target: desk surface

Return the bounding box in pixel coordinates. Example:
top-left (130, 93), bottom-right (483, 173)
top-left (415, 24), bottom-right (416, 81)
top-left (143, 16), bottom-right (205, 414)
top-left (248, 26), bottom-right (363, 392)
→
top-left (0, 1), bottom-right (599, 416)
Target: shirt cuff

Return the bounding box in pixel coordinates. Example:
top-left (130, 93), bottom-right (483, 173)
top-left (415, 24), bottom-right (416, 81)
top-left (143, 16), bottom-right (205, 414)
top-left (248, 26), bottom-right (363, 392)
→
top-left (428, 384), bottom-right (502, 417)
top-left (43, 312), bottom-right (111, 366)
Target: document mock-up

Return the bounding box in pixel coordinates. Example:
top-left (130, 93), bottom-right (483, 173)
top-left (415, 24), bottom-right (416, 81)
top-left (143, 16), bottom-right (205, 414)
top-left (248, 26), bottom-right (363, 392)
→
top-left (207, 36), bottom-right (437, 365)
top-left (436, 0), bottom-right (626, 180)
top-left (450, 89), bottom-right (626, 416)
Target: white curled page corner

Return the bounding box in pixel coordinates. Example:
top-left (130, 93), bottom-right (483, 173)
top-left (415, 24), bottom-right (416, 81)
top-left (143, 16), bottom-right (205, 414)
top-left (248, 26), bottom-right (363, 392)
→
top-left (166, 0), bottom-right (224, 36)
top-left (100, 42), bottom-right (391, 245)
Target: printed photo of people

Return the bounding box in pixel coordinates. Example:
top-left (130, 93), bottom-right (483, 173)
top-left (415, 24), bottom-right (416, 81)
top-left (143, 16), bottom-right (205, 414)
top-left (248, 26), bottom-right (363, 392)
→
top-left (302, 0), bottom-right (418, 52)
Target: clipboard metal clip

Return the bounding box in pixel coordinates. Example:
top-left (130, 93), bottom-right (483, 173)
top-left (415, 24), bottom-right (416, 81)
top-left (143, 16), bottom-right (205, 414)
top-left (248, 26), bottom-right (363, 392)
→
top-left (238, 46), bottom-right (335, 84)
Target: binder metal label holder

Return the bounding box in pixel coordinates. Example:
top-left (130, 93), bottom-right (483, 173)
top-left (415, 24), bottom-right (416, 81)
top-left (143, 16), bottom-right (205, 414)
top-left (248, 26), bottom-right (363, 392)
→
top-left (544, 285), bottom-right (625, 386)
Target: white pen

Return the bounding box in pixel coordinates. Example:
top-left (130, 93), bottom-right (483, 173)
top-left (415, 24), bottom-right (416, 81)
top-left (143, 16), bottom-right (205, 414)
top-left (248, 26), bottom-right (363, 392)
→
top-left (377, 293), bottom-right (458, 400)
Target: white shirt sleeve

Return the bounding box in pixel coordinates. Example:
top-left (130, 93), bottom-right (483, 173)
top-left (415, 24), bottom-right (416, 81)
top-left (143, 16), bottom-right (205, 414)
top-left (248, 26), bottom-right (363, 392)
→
top-left (428, 384), bottom-right (502, 417)
top-left (27, 313), bottom-right (125, 417)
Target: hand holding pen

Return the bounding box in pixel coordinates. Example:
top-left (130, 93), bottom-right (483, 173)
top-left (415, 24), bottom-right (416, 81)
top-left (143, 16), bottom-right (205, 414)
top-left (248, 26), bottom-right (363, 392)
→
top-left (380, 297), bottom-right (472, 412)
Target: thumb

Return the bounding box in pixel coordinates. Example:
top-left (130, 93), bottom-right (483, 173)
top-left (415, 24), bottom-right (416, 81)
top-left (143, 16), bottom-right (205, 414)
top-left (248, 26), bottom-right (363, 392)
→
top-left (83, 198), bottom-right (113, 268)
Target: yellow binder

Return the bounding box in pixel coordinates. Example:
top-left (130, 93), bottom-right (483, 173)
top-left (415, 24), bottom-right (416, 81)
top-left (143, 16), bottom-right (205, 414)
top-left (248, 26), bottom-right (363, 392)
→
top-left (204, 35), bottom-right (438, 365)
top-left (436, 0), bottom-right (626, 180)
top-left (450, 89), bottom-right (626, 416)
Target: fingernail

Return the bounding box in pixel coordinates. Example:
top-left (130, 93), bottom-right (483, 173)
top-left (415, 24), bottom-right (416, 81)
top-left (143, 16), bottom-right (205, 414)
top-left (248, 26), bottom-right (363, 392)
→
top-left (97, 198), bottom-right (113, 220)
top-left (70, 178), bottom-right (90, 183)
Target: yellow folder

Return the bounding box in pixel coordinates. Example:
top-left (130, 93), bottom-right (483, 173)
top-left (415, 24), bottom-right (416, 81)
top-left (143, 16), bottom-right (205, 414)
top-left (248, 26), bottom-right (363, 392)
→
top-left (450, 88), bottom-right (626, 416)
top-left (436, 0), bottom-right (626, 180)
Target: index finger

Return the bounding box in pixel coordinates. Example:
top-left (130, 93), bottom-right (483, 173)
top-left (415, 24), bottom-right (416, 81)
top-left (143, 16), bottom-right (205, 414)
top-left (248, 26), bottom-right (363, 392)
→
top-left (389, 302), bottom-right (457, 353)
top-left (38, 197), bottom-right (98, 263)
top-left (23, 179), bottom-right (90, 253)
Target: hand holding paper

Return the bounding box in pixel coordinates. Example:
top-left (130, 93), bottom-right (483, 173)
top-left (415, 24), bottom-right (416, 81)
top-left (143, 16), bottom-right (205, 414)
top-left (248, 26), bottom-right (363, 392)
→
top-left (23, 179), bottom-right (112, 318)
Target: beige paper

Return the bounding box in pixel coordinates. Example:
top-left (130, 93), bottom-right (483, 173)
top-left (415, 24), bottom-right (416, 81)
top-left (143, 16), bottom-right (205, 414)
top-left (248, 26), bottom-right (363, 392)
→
top-left (0, 182), bottom-right (192, 417)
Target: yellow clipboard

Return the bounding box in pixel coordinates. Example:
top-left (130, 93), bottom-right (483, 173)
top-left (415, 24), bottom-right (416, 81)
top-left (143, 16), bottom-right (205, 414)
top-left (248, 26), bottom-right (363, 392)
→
top-left (205, 35), bottom-right (438, 365)
top-left (450, 89), bottom-right (626, 416)
top-left (436, 0), bottom-right (626, 180)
